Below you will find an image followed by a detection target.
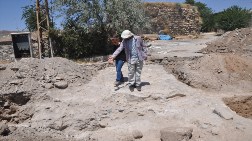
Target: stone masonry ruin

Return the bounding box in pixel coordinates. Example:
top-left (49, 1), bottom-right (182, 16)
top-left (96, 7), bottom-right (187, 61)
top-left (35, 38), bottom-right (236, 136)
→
top-left (144, 2), bottom-right (201, 36)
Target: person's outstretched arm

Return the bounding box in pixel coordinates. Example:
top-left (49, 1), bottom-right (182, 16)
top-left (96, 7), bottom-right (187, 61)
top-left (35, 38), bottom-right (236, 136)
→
top-left (109, 41), bottom-right (124, 60)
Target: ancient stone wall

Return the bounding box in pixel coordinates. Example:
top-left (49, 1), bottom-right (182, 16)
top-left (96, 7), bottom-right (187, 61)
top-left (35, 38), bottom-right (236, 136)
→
top-left (144, 2), bottom-right (201, 36)
top-left (0, 45), bottom-right (15, 63)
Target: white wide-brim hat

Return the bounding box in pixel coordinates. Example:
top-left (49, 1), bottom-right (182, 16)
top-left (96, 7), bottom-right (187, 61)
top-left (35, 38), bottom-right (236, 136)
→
top-left (121, 30), bottom-right (134, 39)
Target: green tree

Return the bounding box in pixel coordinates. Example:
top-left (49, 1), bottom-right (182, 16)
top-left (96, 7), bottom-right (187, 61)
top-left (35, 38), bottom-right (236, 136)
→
top-left (184, 0), bottom-right (195, 5)
top-left (105, 0), bottom-right (150, 34)
top-left (49, 0), bottom-right (149, 59)
top-left (22, 4), bottom-right (54, 31)
top-left (22, 5), bottom-right (38, 31)
top-left (215, 6), bottom-right (252, 31)
top-left (53, 0), bottom-right (149, 34)
top-left (194, 2), bottom-right (214, 32)
top-left (184, 0), bottom-right (214, 32)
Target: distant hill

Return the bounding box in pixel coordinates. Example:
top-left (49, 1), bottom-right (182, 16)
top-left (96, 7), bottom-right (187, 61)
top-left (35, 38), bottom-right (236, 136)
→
top-left (0, 30), bottom-right (17, 36)
top-left (0, 30), bottom-right (15, 43)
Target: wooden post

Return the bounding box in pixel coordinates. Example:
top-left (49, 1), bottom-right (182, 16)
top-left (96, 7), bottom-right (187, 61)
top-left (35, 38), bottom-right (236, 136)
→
top-left (36, 0), bottom-right (42, 59)
top-left (44, 0), bottom-right (53, 57)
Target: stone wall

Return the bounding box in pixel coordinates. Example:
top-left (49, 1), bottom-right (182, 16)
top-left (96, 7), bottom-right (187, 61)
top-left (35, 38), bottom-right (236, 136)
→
top-left (0, 45), bottom-right (15, 63)
top-left (144, 2), bottom-right (201, 36)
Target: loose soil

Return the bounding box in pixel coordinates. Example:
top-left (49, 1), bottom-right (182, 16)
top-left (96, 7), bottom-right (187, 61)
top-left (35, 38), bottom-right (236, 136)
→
top-left (164, 27), bottom-right (252, 92)
top-left (224, 96), bottom-right (252, 119)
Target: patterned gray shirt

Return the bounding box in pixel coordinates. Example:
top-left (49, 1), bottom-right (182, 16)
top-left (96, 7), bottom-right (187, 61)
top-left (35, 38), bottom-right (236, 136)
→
top-left (128, 38), bottom-right (138, 64)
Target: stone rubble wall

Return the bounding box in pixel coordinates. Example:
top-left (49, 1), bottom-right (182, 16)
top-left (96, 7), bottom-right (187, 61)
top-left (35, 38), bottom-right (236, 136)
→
top-left (144, 2), bottom-right (201, 36)
top-left (0, 45), bottom-right (15, 63)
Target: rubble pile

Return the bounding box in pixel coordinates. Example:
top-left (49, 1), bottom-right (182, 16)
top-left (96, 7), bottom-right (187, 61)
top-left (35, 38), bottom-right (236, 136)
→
top-left (0, 57), bottom-right (110, 94)
top-left (165, 27), bottom-right (252, 92)
top-left (201, 28), bottom-right (252, 53)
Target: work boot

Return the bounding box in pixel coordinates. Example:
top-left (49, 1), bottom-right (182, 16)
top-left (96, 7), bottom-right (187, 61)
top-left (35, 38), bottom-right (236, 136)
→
top-left (136, 86), bottom-right (141, 91)
top-left (114, 81), bottom-right (121, 87)
top-left (129, 84), bottom-right (135, 92)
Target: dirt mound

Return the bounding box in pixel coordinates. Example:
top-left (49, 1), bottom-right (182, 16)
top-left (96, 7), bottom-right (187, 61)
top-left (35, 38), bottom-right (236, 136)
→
top-left (0, 57), bottom-right (97, 95)
top-left (165, 53), bottom-right (252, 92)
top-left (164, 28), bottom-right (252, 92)
top-left (201, 27), bottom-right (252, 53)
top-left (0, 57), bottom-right (108, 125)
top-left (224, 96), bottom-right (252, 119)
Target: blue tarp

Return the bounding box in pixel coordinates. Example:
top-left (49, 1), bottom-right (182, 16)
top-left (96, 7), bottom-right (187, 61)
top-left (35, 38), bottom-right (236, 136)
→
top-left (158, 35), bottom-right (172, 40)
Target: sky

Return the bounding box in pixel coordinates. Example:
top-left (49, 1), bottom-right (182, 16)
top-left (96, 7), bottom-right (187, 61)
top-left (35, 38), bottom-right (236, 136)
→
top-left (0, 0), bottom-right (252, 31)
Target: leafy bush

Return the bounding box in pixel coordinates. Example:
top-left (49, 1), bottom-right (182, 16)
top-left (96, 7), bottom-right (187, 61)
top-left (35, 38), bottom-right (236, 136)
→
top-left (50, 0), bottom-right (149, 59)
top-left (50, 25), bottom-right (109, 59)
top-left (215, 6), bottom-right (252, 31)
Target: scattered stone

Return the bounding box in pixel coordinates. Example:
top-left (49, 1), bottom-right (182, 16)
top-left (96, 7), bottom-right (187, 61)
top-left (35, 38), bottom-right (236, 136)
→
top-left (45, 83), bottom-right (54, 89)
top-left (54, 99), bottom-right (61, 102)
top-left (54, 81), bottom-right (68, 89)
top-left (56, 76), bottom-right (64, 80)
top-left (45, 75), bottom-right (50, 81)
top-left (118, 109), bottom-right (124, 112)
top-left (126, 94), bottom-right (150, 102)
top-left (16, 72), bottom-right (25, 79)
top-left (211, 127), bottom-right (220, 135)
top-left (121, 135), bottom-right (135, 141)
top-left (213, 107), bottom-right (233, 120)
top-left (9, 80), bottom-right (21, 85)
top-left (166, 93), bottom-right (186, 99)
top-left (10, 67), bottom-right (19, 71)
top-left (200, 123), bottom-right (209, 129)
top-left (160, 127), bottom-right (193, 141)
top-left (99, 122), bottom-right (107, 128)
top-left (137, 112), bottom-right (145, 116)
top-left (151, 95), bottom-right (162, 100)
top-left (3, 101), bottom-right (10, 107)
top-left (132, 130), bottom-right (143, 139)
top-left (8, 126), bottom-right (17, 132)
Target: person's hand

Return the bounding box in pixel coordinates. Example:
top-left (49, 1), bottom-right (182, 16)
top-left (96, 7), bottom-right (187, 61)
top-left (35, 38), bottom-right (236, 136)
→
top-left (108, 56), bottom-right (114, 64)
top-left (108, 55), bottom-right (113, 59)
top-left (108, 58), bottom-right (114, 64)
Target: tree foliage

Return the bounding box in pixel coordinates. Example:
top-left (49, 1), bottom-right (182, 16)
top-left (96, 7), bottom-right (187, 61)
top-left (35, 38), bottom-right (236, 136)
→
top-left (184, 0), bottom-right (252, 32)
top-left (22, 4), bottom-right (53, 31)
top-left (22, 5), bottom-right (38, 31)
top-left (53, 0), bottom-right (149, 34)
top-left (185, 1), bottom-right (214, 32)
top-left (184, 0), bottom-right (195, 5)
top-left (215, 6), bottom-right (252, 31)
top-left (49, 0), bottom-right (149, 59)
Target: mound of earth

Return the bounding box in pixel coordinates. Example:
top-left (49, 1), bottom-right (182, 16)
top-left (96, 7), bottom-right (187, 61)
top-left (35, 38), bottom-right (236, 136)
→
top-left (0, 57), bottom-right (108, 126)
top-left (164, 27), bottom-right (252, 92)
top-left (0, 57), bottom-right (108, 95)
top-left (165, 53), bottom-right (252, 92)
top-left (200, 27), bottom-right (252, 53)
top-left (224, 96), bottom-right (252, 119)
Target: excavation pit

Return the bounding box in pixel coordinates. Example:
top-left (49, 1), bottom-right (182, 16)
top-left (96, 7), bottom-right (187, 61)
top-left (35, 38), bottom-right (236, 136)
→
top-left (223, 96), bottom-right (252, 120)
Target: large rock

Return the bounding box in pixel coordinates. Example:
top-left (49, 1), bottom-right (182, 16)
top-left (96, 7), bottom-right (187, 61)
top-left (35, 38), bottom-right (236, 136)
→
top-left (54, 81), bottom-right (68, 89)
top-left (160, 127), bottom-right (193, 141)
top-left (132, 130), bottom-right (143, 139)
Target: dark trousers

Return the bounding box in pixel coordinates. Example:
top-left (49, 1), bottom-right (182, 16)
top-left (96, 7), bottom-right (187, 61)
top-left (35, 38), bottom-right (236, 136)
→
top-left (115, 59), bottom-right (125, 81)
